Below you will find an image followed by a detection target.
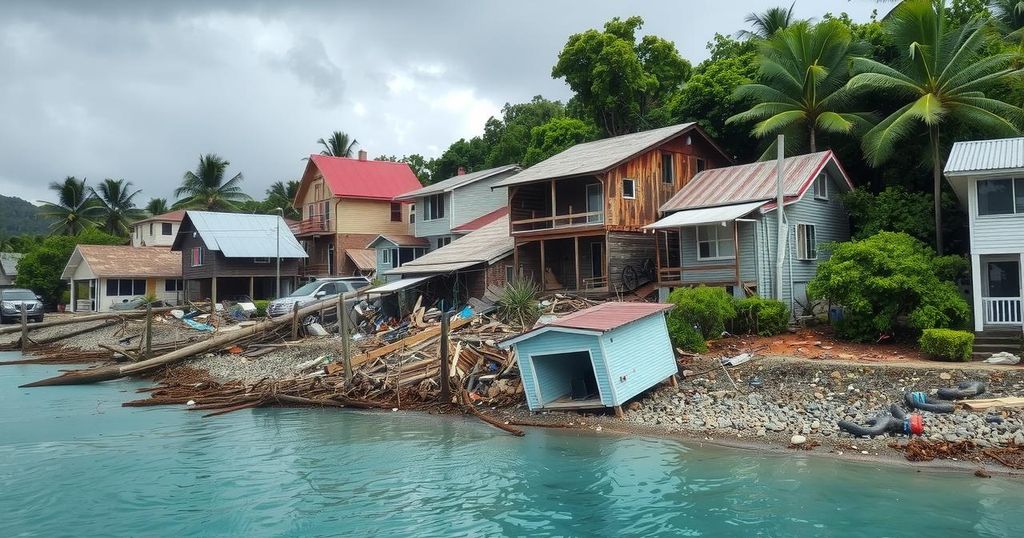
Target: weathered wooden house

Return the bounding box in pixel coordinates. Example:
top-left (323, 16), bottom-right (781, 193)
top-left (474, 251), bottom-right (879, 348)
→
top-left (491, 123), bottom-right (732, 294)
top-left (171, 211), bottom-right (307, 302)
top-left (291, 150), bottom-right (422, 277)
top-left (394, 164), bottom-right (519, 250)
top-left (646, 151), bottom-right (853, 312)
top-left (945, 138), bottom-right (1024, 339)
top-left (61, 245), bottom-right (182, 312)
top-left (499, 302), bottom-right (676, 416)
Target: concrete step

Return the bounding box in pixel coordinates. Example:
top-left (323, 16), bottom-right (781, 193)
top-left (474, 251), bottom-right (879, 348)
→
top-left (973, 343), bottom-right (1020, 353)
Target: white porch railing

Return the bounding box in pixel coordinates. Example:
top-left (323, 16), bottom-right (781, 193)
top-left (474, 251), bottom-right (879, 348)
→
top-left (982, 297), bottom-right (1022, 325)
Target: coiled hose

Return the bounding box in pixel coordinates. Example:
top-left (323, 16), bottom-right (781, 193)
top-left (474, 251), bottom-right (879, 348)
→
top-left (905, 391), bottom-right (954, 413)
top-left (936, 380), bottom-right (986, 401)
top-left (837, 404), bottom-right (924, 437)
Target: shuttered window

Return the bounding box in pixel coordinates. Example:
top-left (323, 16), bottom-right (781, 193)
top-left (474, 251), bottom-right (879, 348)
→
top-left (796, 224), bottom-right (817, 260)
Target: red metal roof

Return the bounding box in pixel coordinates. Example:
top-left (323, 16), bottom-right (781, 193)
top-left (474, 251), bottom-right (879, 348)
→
top-left (304, 155), bottom-right (423, 201)
top-left (547, 302), bottom-right (673, 332)
top-left (452, 207), bottom-right (509, 233)
top-left (660, 151), bottom-right (852, 212)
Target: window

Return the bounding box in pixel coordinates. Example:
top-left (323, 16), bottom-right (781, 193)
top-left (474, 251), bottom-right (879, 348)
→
top-left (696, 224), bottom-right (735, 260)
top-left (426, 194), bottom-right (445, 220)
top-left (307, 204), bottom-right (316, 219)
top-left (796, 224), bottom-right (817, 260)
top-left (381, 249), bottom-right (392, 264)
top-left (622, 178), bottom-right (636, 199)
top-left (106, 279), bottom-right (146, 297)
top-left (390, 249), bottom-right (400, 267)
top-left (390, 202), bottom-right (402, 222)
top-left (661, 152), bottom-right (675, 184)
top-left (164, 279), bottom-right (184, 292)
top-left (253, 257), bottom-right (270, 263)
top-left (978, 178), bottom-right (1024, 216)
top-left (813, 173), bottom-right (829, 200)
top-left (437, 236), bottom-right (452, 249)
top-left (161, 222), bottom-right (173, 235)
top-left (191, 247), bottom-right (203, 267)
top-left (505, 265), bottom-right (515, 283)
top-left (696, 158), bottom-right (707, 173)
top-left (410, 204), bottom-right (416, 224)
top-left (149, 223), bottom-right (154, 236)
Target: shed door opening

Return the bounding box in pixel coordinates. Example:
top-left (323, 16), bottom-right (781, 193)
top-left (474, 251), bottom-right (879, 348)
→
top-left (531, 351), bottom-right (600, 407)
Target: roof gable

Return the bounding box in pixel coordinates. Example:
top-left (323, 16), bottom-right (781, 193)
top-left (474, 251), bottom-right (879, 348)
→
top-left (660, 151), bottom-right (852, 213)
top-left (367, 234), bottom-right (430, 248)
top-left (297, 155), bottom-right (423, 203)
top-left (493, 123), bottom-right (732, 188)
top-left (171, 211), bottom-right (307, 259)
top-left (62, 245), bottom-right (181, 279)
top-left (133, 210), bottom-right (186, 225)
top-left (451, 207), bottom-right (509, 233)
top-left (395, 165), bottom-right (519, 201)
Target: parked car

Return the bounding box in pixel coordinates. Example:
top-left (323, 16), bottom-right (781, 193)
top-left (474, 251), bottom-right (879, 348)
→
top-left (110, 297), bottom-right (173, 311)
top-left (0, 288), bottom-right (45, 323)
top-left (267, 277), bottom-right (371, 317)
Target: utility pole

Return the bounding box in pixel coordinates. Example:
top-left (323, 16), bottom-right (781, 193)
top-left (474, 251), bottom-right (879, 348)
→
top-left (775, 134), bottom-right (787, 302)
top-left (274, 207), bottom-right (283, 299)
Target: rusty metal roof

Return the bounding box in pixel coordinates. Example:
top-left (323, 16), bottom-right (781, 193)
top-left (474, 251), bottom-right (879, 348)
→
top-left (385, 215), bottom-right (512, 276)
top-left (345, 249), bottom-right (377, 271)
top-left (660, 151), bottom-right (851, 212)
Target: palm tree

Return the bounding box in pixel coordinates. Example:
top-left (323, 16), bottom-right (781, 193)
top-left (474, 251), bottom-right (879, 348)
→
top-left (91, 178), bottom-right (146, 236)
top-left (991, 1), bottom-right (1024, 33)
top-left (317, 131), bottom-right (358, 157)
top-left (265, 180), bottom-right (301, 219)
top-left (173, 154), bottom-right (250, 211)
top-left (847, 0), bottom-right (1024, 254)
top-left (145, 198), bottom-right (169, 216)
top-left (737, 3), bottom-right (797, 40)
top-left (38, 176), bottom-right (101, 235)
top-left (727, 20), bottom-right (870, 156)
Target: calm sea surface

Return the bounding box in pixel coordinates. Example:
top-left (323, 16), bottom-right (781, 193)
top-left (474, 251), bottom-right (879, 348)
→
top-left (1, 351), bottom-right (1023, 537)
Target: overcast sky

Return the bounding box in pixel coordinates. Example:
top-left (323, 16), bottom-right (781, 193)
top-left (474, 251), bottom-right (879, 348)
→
top-left (0, 1), bottom-right (883, 205)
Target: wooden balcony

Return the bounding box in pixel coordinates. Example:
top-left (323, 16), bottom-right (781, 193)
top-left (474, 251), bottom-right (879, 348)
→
top-left (292, 217), bottom-right (332, 236)
top-left (510, 211), bottom-right (604, 234)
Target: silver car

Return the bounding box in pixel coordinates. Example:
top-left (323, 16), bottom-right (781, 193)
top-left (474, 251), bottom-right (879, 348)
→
top-left (267, 277), bottom-right (370, 317)
top-left (0, 288), bottom-right (44, 323)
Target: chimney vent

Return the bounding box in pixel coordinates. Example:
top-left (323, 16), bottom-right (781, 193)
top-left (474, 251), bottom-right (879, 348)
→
top-left (358, 149), bottom-right (367, 161)
top-left (457, 166), bottom-right (466, 176)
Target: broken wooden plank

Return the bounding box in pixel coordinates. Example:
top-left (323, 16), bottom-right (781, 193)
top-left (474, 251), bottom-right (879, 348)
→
top-left (347, 316), bottom-right (473, 370)
top-left (962, 397), bottom-right (1024, 411)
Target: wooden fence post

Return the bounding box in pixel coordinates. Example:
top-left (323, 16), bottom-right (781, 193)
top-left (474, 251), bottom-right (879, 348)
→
top-left (20, 303), bottom-right (29, 353)
top-left (145, 303), bottom-right (153, 359)
top-left (340, 299), bottom-right (352, 382)
top-left (291, 302), bottom-right (300, 340)
top-left (438, 311), bottom-right (451, 403)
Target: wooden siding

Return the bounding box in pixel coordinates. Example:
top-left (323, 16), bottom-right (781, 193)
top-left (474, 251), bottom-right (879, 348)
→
top-left (336, 198), bottom-right (411, 236)
top-left (607, 231), bottom-right (656, 291)
top-left (450, 171), bottom-right (513, 228)
top-left (413, 192), bottom-right (452, 238)
top-left (514, 331), bottom-right (612, 409)
top-left (177, 232), bottom-right (300, 280)
top-left (599, 314), bottom-right (677, 404)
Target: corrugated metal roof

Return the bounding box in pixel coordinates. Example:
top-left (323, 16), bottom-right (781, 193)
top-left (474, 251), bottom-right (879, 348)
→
top-left (451, 207), bottom-right (509, 233)
top-left (172, 211), bottom-right (307, 259)
top-left (345, 249), bottom-right (377, 271)
top-left (645, 201), bottom-right (766, 230)
top-left (385, 215), bottom-right (512, 276)
top-left (0, 252), bottom-right (23, 276)
top-left (945, 137), bottom-right (1024, 175)
top-left (547, 302), bottom-right (674, 332)
top-left (492, 123), bottom-right (700, 188)
top-left (660, 151), bottom-right (849, 212)
top-left (395, 165), bottom-right (519, 200)
top-left (367, 234), bottom-right (431, 248)
top-left (299, 155), bottom-right (423, 202)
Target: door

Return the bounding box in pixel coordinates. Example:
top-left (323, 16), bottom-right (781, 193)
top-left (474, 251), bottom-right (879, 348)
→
top-left (327, 243), bottom-right (335, 275)
top-left (586, 184), bottom-right (603, 223)
top-left (987, 260), bottom-right (1021, 297)
top-left (590, 242), bottom-right (603, 278)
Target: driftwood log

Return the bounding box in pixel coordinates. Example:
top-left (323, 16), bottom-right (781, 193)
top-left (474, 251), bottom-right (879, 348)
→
top-left (0, 307), bottom-right (176, 336)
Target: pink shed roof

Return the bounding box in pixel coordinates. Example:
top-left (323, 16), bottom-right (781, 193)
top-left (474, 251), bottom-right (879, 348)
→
top-left (500, 302), bottom-right (673, 347)
top-left (660, 151), bottom-right (852, 212)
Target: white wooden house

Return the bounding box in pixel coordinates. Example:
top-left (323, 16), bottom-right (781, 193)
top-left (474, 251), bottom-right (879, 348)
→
top-left (945, 138), bottom-right (1024, 333)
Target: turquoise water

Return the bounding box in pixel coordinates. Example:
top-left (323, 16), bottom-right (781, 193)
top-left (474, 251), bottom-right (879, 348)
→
top-left (2, 353), bottom-right (1023, 537)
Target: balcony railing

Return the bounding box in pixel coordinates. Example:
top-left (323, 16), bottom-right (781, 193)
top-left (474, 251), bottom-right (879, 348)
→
top-left (511, 211), bottom-right (604, 233)
top-left (982, 297), bottom-right (1022, 325)
top-left (292, 217), bottom-right (332, 235)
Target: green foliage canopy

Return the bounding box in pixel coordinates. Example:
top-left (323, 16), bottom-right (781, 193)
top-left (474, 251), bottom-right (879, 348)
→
top-left (15, 228), bottom-right (124, 305)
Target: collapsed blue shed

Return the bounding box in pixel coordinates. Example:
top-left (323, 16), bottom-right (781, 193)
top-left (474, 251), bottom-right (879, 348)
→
top-left (499, 302), bottom-right (677, 415)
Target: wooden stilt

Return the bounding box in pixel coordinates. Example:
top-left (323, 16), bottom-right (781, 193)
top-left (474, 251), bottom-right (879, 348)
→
top-left (669, 374), bottom-right (678, 388)
top-left (614, 405), bottom-right (625, 419)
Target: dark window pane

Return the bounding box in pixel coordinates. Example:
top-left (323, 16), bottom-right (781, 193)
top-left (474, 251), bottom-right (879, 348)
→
top-left (699, 242), bottom-right (712, 259)
top-left (135, 280), bottom-right (147, 295)
top-left (162, 223), bottom-right (172, 235)
top-left (978, 179), bottom-right (1014, 215)
top-left (106, 280), bottom-right (118, 296)
top-left (1016, 179), bottom-right (1024, 213)
top-left (661, 153), bottom-right (674, 183)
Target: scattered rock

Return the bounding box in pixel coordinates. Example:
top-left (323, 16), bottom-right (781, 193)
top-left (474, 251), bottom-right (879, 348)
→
top-left (626, 401), bottom-right (642, 412)
top-left (791, 434), bottom-right (807, 445)
top-left (939, 372), bottom-right (952, 381)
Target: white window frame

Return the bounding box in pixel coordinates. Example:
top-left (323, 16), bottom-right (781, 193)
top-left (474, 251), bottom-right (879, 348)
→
top-left (425, 193), bottom-right (445, 221)
top-left (505, 265), bottom-right (515, 282)
top-left (622, 178), bottom-right (636, 200)
top-left (695, 223), bottom-right (735, 261)
top-left (813, 173), bottom-right (829, 200)
top-left (410, 203), bottom-right (416, 224)
top-left (977, 178), bottom-right (1024, 217)
top-left (796, 223), bottom-right (817, 261)
top-left (381, 249), bottom-right (392, 264)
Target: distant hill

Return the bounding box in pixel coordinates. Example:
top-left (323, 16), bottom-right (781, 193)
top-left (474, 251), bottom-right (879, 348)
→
top-left (0, 195), bottom-right (51, 236)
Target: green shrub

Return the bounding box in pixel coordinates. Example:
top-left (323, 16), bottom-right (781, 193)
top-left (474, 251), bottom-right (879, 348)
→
top-left (60, 290), bottom-right (71, 305)
top-left (733, 296), bottom-right (789, 336)
top-left (498, 278), bottom-right (541, 328)
top-left (253, 300), bottom-right (269, 317)
top-left (666, 286), bottom-right (736, 352)
top-left (807, 232), bottom-right (970, 342)
top-left (919, 329), bottom-right (974, 362)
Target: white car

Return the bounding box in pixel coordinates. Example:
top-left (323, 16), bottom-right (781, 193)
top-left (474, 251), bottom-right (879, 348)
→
top-left (266, 277), bottom-right (370, 317)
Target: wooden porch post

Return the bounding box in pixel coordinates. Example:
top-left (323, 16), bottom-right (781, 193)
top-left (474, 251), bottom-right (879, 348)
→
top-left (211, 276), bottom-right (218, 311)
top-left (550, 179), bottom-right (557, 225)
top-left (249, 276), bottom-right (254, 300)
top-left (513, 241), bottom-right (519, 278)
top-left (574, 236), bottom-right (581, 290)
top-left (654, 231), bottom-right (661, 284)
top-left (734, 221), bottom-right (742, 290)
top-left (539, 239), bottom-right (546, 290)
top-left (70, 278), bottom-right (76, 313)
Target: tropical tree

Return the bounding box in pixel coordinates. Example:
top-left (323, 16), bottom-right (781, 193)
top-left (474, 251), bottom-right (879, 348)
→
top-left (173, 154), bottom-right (250, 211)
top-left (727, 20), bottom-right (870, 156)
top-left (145, 198), bottom-right (169, 216)
top-left (846, 0), bottom-right (1024, 254)
top-left (38, 176), bottom-right (101, 235)
top-left (990, 0), bottom-right (1024, 32)
top-left (317, 131), bottom-right (358, 157)
top-left (91, 178), bottom-right (146, 236)
top-left (265, 180), bottom-right (301, 219)
top-left (738, 3), bottom-right (798, 40)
